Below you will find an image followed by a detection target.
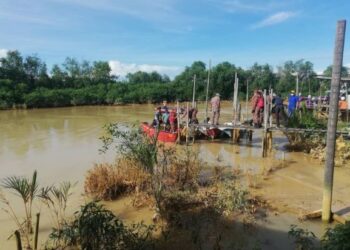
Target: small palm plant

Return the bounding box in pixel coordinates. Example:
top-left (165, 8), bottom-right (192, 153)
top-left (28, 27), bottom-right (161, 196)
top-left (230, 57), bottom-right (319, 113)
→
top-left (38, 181), bottom-right (76, 231)
top-left (1, 170), bottom-right (39, 249)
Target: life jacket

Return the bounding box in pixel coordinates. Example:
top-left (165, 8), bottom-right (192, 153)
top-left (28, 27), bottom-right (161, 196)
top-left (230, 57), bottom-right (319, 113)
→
top-left (257, 96), bottom-right (264, 108)
top-left (169, 111), bottom-right (176, 121)
top-left (339, 100), bottom-right (347, 110)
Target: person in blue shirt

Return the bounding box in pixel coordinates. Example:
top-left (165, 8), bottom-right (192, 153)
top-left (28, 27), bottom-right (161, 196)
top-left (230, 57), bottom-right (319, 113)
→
top-left (288, 90), bottom-right (298, 117)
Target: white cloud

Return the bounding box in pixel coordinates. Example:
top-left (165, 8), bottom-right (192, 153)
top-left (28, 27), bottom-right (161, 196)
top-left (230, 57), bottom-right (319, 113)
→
top-left (51, 0), bottom-right (179, 23)
top-left (251, 11), bottom-right (297, 29)
top-left (109, 60), bottom-right (182, 79)
top-left (221, 0), bottom-right (281, 13)
top-left (223, 0), bottom-right (268, 12)
top-left (0, 49), bottom-right (8, 58)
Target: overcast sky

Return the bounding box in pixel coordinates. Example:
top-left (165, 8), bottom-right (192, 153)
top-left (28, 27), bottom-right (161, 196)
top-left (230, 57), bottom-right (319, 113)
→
top-left (0, 0), bottom-right (349, 77)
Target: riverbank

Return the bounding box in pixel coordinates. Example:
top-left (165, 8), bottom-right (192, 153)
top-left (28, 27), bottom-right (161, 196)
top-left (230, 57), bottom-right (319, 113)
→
top-left (1, 104), bottom-right (349, 249)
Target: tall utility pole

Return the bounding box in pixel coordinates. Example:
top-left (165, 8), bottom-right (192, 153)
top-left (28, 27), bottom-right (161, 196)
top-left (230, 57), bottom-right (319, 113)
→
top-left (245, 80), bottom-right (249, 121)
top-left (345, 82), bottom-right (349, 124)
top-left (205, 60), bottom-right (211, 122)
top-left (233, 72), bottom-right (239, 124)
top-left (322, 20), bottom-right (346, 223)
top-left (192, 74), bottom-right (196, 107)
top-left (296, 74), bottom-right (299, 95)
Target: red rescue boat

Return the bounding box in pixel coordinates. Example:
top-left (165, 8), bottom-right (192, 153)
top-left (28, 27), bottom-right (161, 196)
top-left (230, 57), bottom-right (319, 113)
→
top-left (140, 122), bottom-right (178, 143)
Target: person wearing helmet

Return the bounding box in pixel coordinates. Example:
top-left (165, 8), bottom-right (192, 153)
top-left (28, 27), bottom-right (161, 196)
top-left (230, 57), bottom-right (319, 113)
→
top-left (288, 90), bottom-right (298, 117)
top-left (306, 95), bottom-right (313, 110)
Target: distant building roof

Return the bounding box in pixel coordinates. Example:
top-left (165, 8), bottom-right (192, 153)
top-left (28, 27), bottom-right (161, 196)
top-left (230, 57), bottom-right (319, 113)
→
top-left (316, 75), bottom-right (350, 81)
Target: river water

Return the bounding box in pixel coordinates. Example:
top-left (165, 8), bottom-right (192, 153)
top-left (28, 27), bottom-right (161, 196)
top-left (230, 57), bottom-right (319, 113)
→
top-left (1, 103), bottom-right (349, 249)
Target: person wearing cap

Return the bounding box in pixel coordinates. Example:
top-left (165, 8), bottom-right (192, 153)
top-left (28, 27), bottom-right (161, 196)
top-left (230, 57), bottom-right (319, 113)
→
top-left (210, 93), bottom-right (221, 125)
top-left (288, 90), bottom-right (298, 117)
top-left (339, 96), bottom-right (348, 121)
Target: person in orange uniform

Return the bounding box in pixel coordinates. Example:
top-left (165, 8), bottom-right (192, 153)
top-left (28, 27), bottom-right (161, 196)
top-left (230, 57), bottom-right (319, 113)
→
top-left (339, 96), bottom-right (348, 121)
top-left (169, 109), bottom-right (177, 132)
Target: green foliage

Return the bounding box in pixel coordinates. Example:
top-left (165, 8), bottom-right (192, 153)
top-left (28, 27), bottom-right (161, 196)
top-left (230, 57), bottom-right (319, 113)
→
top-left (277, 60), bottom-right (317, 96)
top-left (323, 65), bottom-right (349, 77)
top-left (39, 181), bottom-right (76, 230)
top-left (215, 181), bottom-right (250, 214)
top-left (1, 170), bottom-right (39, 248)
top-left (288, 225), bottom-right (317, 250)
top-left (0, 50), bottom-right (334, 109)
top-left (100, 123), bottom-right (158, 174)
top-left (322, 223), bottom-right (350, 250)
top-left (127, 71), bottom-right (169, 84)
top-left (287, 106), bottom-right (326, 129)
top-left (48, 201), bottom-right (154, 250)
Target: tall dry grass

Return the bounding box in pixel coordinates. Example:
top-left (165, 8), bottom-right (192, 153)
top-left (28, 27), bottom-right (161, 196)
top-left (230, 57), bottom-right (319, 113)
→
top-left (84, 158), bottom-right (151, 200)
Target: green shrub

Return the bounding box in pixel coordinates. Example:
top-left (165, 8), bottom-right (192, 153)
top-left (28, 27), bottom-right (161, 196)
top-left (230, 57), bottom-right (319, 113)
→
top-left (288, 224), bottom-right (317, 250)
top-left (322, 223), bottom-right (350, 250)
top-left (48, 201), bottom-right (154, 250)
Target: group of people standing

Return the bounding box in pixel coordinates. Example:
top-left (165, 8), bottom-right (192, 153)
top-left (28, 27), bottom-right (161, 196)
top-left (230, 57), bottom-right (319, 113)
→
top-left (250, 90), bottom-right (286, 128)
top-left (151, 90), bottom-right (348, 132)
top-left (152, 100), bottom-right (199, 132)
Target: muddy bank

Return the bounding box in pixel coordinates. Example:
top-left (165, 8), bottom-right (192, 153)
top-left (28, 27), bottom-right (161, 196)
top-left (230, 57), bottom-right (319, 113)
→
top-left (1, 104), bottom-right (349, 249)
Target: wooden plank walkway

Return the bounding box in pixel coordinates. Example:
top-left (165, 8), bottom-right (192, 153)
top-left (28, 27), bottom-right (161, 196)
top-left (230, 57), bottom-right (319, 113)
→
top-left (190, 123), bottom-right (350, 135)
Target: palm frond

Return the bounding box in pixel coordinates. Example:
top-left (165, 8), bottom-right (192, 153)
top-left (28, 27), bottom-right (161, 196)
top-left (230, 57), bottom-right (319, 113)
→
top-left (1, 176), bottom-right (30, 202)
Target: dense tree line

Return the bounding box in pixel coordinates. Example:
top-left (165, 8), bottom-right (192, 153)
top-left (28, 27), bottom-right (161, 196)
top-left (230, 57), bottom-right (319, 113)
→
top-left (0, 50), bottom-right (348, 109)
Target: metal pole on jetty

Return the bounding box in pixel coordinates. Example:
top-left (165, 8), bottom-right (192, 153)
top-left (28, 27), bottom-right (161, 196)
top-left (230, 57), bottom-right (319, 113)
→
top-left (346, 82), bottom-right (349, 124)
top-left (205, 60), bottom-right (211, 122)
top-left (186, 102), bottom-right (189, 144)
top-left (233, 72), bottom-right (239, 125)
top-left (246, 80), bottom-right (249, 121)
top-left (296, 74), bottom-right (299, 95)
top-left (192, 74), bottom-right (196, 108)
top-left (177, 101), bottom-right (180, 143)
top-left (322, 20), bottom-right (346, 223)
top-left (269, 89), bottom-right (273, 128)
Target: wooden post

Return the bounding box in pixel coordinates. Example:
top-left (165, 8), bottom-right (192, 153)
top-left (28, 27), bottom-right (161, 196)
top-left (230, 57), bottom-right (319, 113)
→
top-left (34, 213), bottom-right (40, 250)
top-left (262, 131), bottom-right (267, 157)
top-left (263, 90), bottom-right (268, 129)
top-left (269, 89), bottom-right (273, 128)
top-left (233, 73), bottom-right (239, 125)
top-left (262, 89), bottom-right (269, 157)
top-left (322, 20), bottom-right (346, 223)
top-left (177, 101), bottom-right (180, 143)
top-left (296, 74), bottom-right (299, 96)
top-left (205, 60), bottom-right (211, 122)
top-left (238, 103), bottom-right (241, 122)
top-left (267, 131), bottom-right (273, 152)
top-left (186, 102), bottom-right (189, 144)
top-left (246, 80), bottom-right (249, 121)
top-left (192, 74), bottom-right (196, 108)
top-left (248, 130), bottom-right (253, 142)
top-left (231, 129), bottom-right (240, 144)
top-left (346, 82), bottom-right (349, 124)
top-left (14, 230), bottom-right (22, 250)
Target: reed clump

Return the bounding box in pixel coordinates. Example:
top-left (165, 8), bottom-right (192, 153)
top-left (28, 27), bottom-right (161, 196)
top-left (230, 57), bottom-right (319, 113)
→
top-left (84, 158), bottom-right (151, 200)
top-left (310, 136), bottom-right (350, 167)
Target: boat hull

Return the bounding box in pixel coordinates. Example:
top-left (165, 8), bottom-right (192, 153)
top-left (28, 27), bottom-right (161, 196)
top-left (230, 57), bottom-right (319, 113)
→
top-left (140, 122), bottom-right (178, 143)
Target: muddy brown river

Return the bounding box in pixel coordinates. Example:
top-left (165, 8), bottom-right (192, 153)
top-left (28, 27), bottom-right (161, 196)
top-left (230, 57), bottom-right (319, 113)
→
top-left (1, 102), bottom-right (349, 249)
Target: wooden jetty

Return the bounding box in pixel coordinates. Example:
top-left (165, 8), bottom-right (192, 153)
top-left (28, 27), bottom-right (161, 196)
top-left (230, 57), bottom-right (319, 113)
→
top-left (186, 122), bottom-right (349, 157)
